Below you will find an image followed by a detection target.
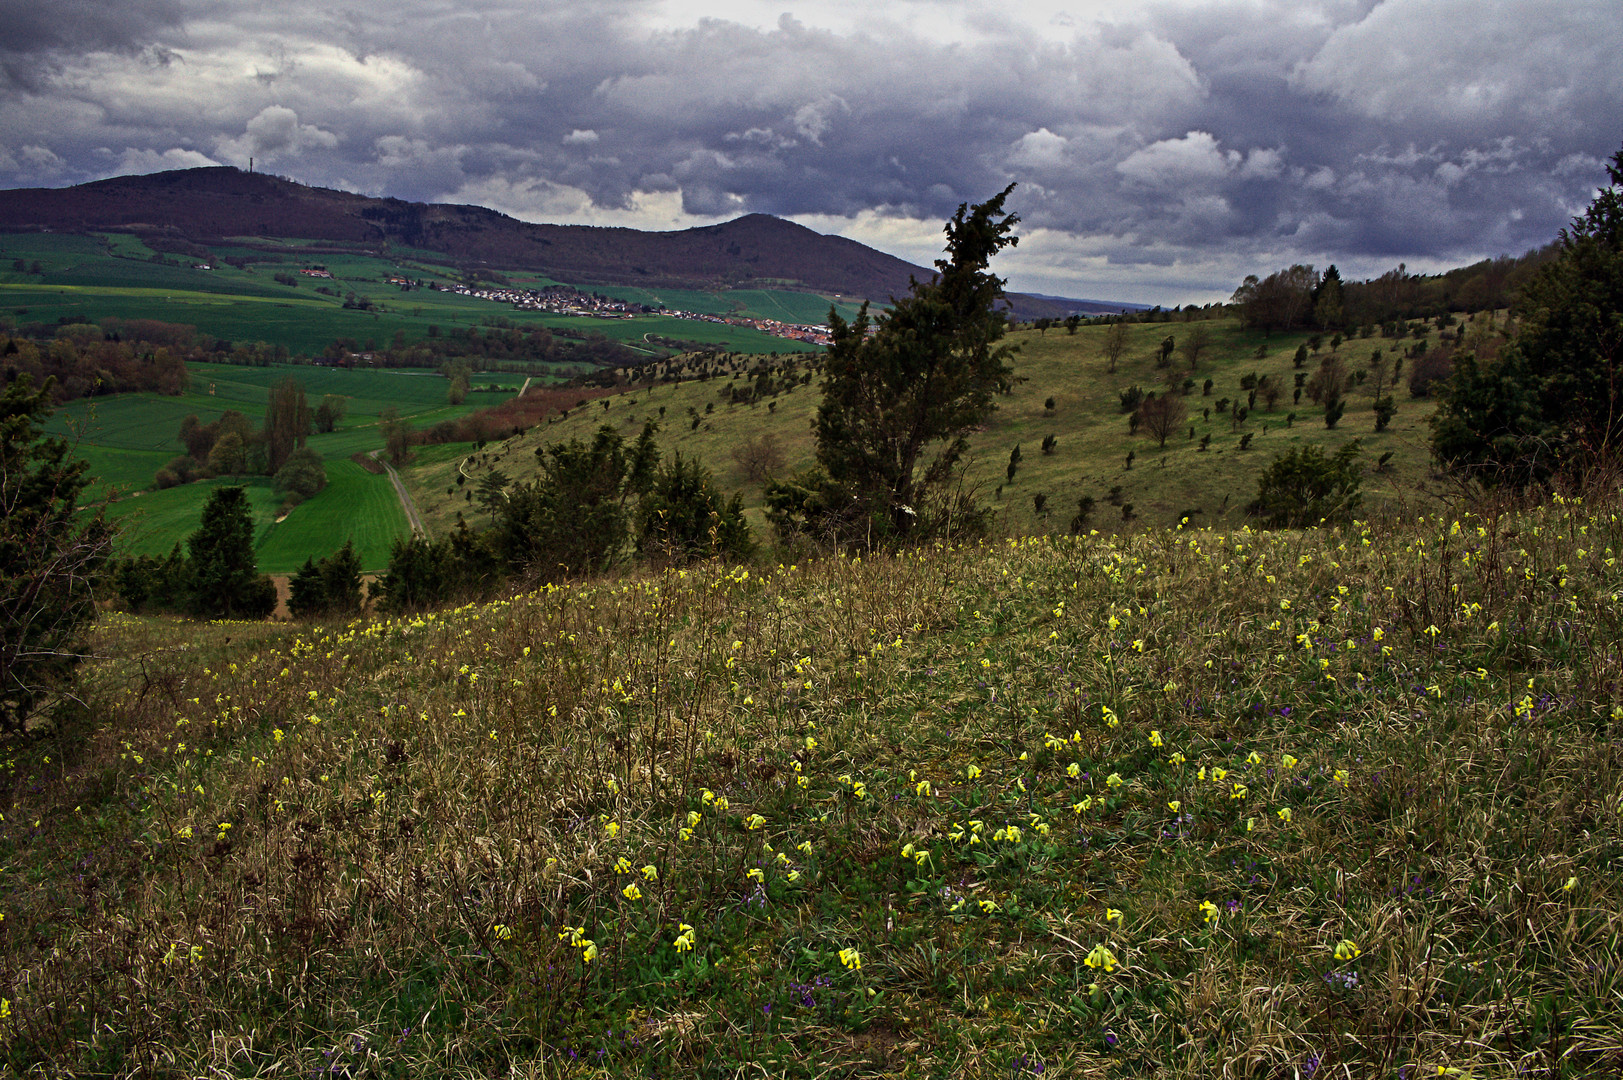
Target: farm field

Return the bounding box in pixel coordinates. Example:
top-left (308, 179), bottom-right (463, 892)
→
top-left (0, 232), bottom-right (831, 356)
top-left (6, 489), bottom-right (1618, 1076)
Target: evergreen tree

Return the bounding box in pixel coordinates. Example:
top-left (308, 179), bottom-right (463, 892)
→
top-left (1431, 144), bottom-right (1623, 484)
top-left (186, 486), bottom-right (276, 619)
top-left (636, 454), bottom-right (754, 562)
top-left (800, 186), bottom-right (1019, 542)
top-left (1, 376), bottom-right (116, 734)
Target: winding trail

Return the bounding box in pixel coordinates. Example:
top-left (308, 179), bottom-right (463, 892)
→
top-left (371, 449), bottom-right (427, 538)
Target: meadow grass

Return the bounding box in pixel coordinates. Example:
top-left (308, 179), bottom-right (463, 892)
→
top-left (2, 485), bottom-right (1618, 1077)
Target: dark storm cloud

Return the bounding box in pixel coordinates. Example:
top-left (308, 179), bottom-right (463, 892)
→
top-left (0, 0), bottom-right (1618, 299)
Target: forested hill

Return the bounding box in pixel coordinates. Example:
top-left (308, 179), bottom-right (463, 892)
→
top-left (0, 167), bottom-right (927, 299)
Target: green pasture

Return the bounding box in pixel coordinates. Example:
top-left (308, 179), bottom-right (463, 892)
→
top-left (1, 232), bottom-right (832, 355)
top-left (101, 459), bottom-right (407, 573)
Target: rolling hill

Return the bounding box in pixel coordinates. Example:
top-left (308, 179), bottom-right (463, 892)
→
top-left (0, 167), bottom-right (1137, 318)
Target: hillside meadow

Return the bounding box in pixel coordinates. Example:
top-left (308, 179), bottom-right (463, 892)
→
top-left (410, 316), bottom-right (1459, 540)
top-left (2, 485), bottom-right (1617, 1077)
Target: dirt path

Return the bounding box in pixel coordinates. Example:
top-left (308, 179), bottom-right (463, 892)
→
top-left (371, 450), bottom-right (427, 537)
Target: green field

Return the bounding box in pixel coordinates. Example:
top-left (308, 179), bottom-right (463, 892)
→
top-left (0, 232), bottom-right (832, 355)
top-left (104, 460), bottom-right (408, 573)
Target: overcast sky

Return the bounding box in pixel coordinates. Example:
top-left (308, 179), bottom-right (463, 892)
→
top-left (2, 0), bottom-right (1618, 304)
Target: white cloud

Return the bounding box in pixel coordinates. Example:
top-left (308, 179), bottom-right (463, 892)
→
top-left (1009, 128), bottom-right (1069, 171)
top-left (215, 105), bottom-right (338, 166)
top-left (105, 146), bottom-right (219, 176)
top-left (562, 129), bottom-right (599, 145)
top-left (1117, 131), bottom-right (1239, 187)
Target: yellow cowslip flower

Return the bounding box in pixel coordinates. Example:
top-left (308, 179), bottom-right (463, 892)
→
top-left (1199, 900), bottom-right (1219, 924)
top-left (1246, 751), bottom-right (1261, 766)
top-left (797, 840), bottom-right (813, 856)
top-left (1246, 817), bottom-right (1256, 832)
top-left (1276, 807), bottom-right (1292, 823)
top-left (1169, 751), bottom-right (1185, 766)
top-left (1211, 767), bottom-right (1228, 782)
top-left (1373, 627), bottom-right (1384, 641)
top-left (1333, 939), bottom-right (1361, 961)
top-left (603, 820), bottom-right (620, 839)
top-left (176, 825), bottom-right (193, 840)
top-left (581, 940), bottom-right (598, 963)
top-left (1231, 783), bottom-right (1248, 801)
top-left (1084, 943), bottom-right (1119, 972)
top-left (613, 857), bottom-right (633, 875)
top-left (745, 813), bottom-right (766, 830)
top-left (1281, 754), bottom-right (1299, 770)
top-left (1044, 732), bottom-right (1066, 751)
top-left (838, 947), bottom-right (862, 970)
top-left (1106, 773), bottom-right (1124, 789)
top-left (1005, 825), bottom-right (1023, 844)
top-left (901, 842), bottom-right (917, 859)
top-left (702, 789), bottom-right (716, 805)
top-left (1105, 907), bottom-right (1122, 924)
top-left (805, 735), bottom-right (818, 751)
top-left (1334, 768), bottom-right (1350, 785)
top-left (1563, 876), bottom-right (1578, 892)
top-left (916, 779), bottom-right (932, 797)
top-left (1167, 800), bottom-right (1181, 813)
top-left (746, 868), bottom-right (764, 883)
top-left (1149, 730), bottom-right (1163, 747)
top-left (641, 864), bottom-right (659, 881)
top-left (1102, 705), bottom-right (1119, 728)
top-left (1198, 766), bottom-right (1208, 780)
top-left (493, 924), bottom-right (514, 940)
top-left (978, 899), bottom-right (999, 913)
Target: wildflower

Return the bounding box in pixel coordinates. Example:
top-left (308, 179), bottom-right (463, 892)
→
top-left (176, 825), bottom-right (193, 840)
top-left (1085, 944), bottom-right (1119, 972)
top-left (679, 827), bottom-right (694, 842)
top-left (1333, 939), bottom-right (1362, 961)
top-left (603, 820), bottom-right (620, 839)
top-left (1105, 907), bottom-right (1122, 924)
top-left (1004, 825), bottom-right (1023, 844)
top-left (1246, 751), bottom-right (1262, 766)
top-left (915, 779), bottom-right (932, 797)
top-left (1149, 730), bottom-right (1163, 747)
top-left (1334, 768), bottom-right (1350, 785)
top-left (1167, 800), bottom-right (1181, 813)
top-left (1563, 876), bottom-right (1578, 892)
top-left (702, 789), bottom-right (716, 805)
top-left (1231, 783), bottom-right (1248, 800)
top-left (622, 883), bottom-right (642, 901)
top-left (797, 840), bottom-right (813, 856)
top-left (493, 924), bottom-right (513, 940)
top-left (966, 763), bottom-right (982, 780)
top-left (1246, 817), bottom-right (1256, 832)
top-left (1067, 762), bottom-right (1080, 778)
top-left (805, 735), bottom-right (818, 751)
top-left (1169, 751), bottom-right (1185, 766)
top-left (746, 868), bottom-right (764, 883)
top-left (713, 796), bottom-right (730, 811)
top-left (641, 864), bottom-right (659, 881)
top-left (581, 940), bottom-right (598, 963)
top-left (745, 813), bottom-right (766, 830)
top-left (1071, 798), bottom-right (1092, 814)
top-left (901, 842), bottom-right (916, 859)
top-left (1276, 807), bottom-right (1292, 823)
top-left (978, 899), bottom-right (999, 913)
top-left (1106, 772), bottom-right (1124, 789)
top-left (838, 947), bottom-right (862, 970)
top-left (613, 857), bottom-right (633, 875)
top-left (786, 869), bottom-right (802, 882)
top-left (216, 821), bottom-right (232, 841)
top-left (1102, 705), bottom-right (1119, 728)
top-left (1211, 766), bottom-right (1228, 782)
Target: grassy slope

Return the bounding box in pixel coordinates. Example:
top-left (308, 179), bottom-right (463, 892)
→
top-left (407, 318), bottom-right (1447, 539)
top-left (4, 494), bottom-right (1619, 1077)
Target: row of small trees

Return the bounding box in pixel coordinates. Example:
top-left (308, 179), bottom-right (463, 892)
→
top-left (377, 423), bottom-right (754, 611)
